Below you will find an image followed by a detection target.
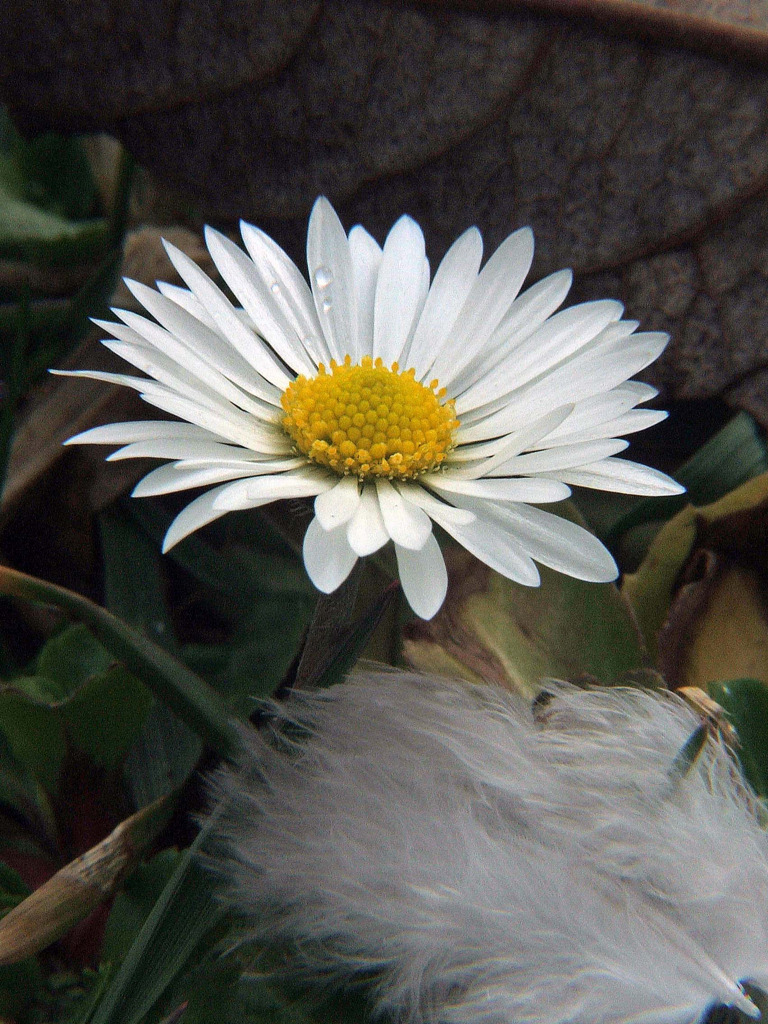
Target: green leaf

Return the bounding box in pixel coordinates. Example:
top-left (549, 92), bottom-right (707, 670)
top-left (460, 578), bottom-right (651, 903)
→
top-left (0, 730), bottom-right (58, 850)
top-left (166, 960), bottom-right (319, 1024)
top-left (0, 680), bottom-right (67, 789)
top-left (406, 535), bottom-right (646, 698)
top-left (185, 592), bottom-right (314, 710)
top-left (305, 580), bottom-right (399, 692)
top-left (99, 508), bottom-right (178, 652)
top-left (669, 724), bottom-right (709, 781)
top-left (0, 565), bottom-right (242, 758)
top-left (1, 625), bottom-right (154, 781)
top-left (58, 964), bottom-right (115, 1024)
top-left (292, 564), bottom-right (364, 691)
top-left (0, 111), bottom-right (108, 264)
top-left (100, 508), bottom-right (205, 805)
top-left (37, 623), bottom-right (114, 693)
top-left (0, 190), bottom-right (109, 263)
top-left (123, 704), bottom-right (202, 809)
top-left (0, 955), bottom-right (44, 1019)
top-left (623, 472), bottom-right (768, 665)
top-left (128, 501), bottom-right (313, 611)
top-left (62, 665), bottom-right (154, 768)
top-left (0, 115), bottom-right (99, 221)
top-left (0, 860), bottom-right (29, 913)
top-left (708, 679), bottom-right (768, 798)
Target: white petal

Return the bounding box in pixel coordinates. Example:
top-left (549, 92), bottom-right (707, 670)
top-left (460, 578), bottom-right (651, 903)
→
top-left (471, 501), bottom-right (619, 583)
top-left (346, 485), bottom-right (389, 556)
top-left (448, 405), bottom-right (573, 469)
top-left (444, 270), bottom-right (577, 397)
top-left (122, 278), bottom-right (283, 406)
top-left (314, 475), bottom-right (362, 530)
top-left (457, 318), bottom-right (641, 431)
top-left (549, 408), bottom-right (668, 446)
top-left (395, 533), bottom-right (447, 619)
top-left (108, 440), bottom-right (264, 462)
top-left (155, 282), bottom-right (218, 330)
top-left (455, 300), bottom-right (624, 415)
top-left (162, 482), bottom-right (253, 551)
top-left (96, 322), bottom-right (226, 408)
top-left (493, 268), bottom-right (574, 346)
top-left (375, 479), bottom-right (433, 550)
top-left (555, 458), bottom-right (685, 496)
top-left (457, 333), bottom-right (669, 444)
top-left (137, 388), bottom-right (289, 455)
top-left (431, 510), bottom-right (541, 587)
top-left (212, 467), bottom-right (334, 510)
top-left (162, 240), bottom-right (291, 390)
top-left (490, 439), bottom-right (629, 476)
top-left (373, 215), bottom-right (428, 367)
top-left (401, 256), bottom-right (431, 368)
top-left (303, 517), bottom-right (359, 594)
top-left (348, 225), bottom-right (382, 362)
top-left (430, 476), bottom-right (571, 504)
top-left (104, 310), bottom-right (278, 421)
top-left (407, 227), bottom-right (483, 380)
top-left (444, 269), bottom-right (573, 395)
top-left (239, 220), bottom-right (330, 366)
top-left (307, 197), bottom-right (357, 363)
top-left (53, 368), bottom-right (283, 452)
top-left (429, 228), bottom-right (534, 387)
top-left (544, 385), bottom-right (659, 444)
top-left (132, 459), bottom-right (303, 497)
top-left (205, 227), bottom-right (317, 376)
top-left (65, 421), bottom-right (225, 446)
top-left (396, 483), bottom-right (476, 527)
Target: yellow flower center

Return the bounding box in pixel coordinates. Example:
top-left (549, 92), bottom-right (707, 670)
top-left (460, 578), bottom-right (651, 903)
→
top-left (281, 355), bottom-right (459, 480)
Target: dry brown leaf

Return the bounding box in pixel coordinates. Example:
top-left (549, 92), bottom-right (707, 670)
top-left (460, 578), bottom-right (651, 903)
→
top-left (623, 472), bottom-right (768, 687)
top-left (674, 562), bottom-right (768, 688)
top-left (3, 1), bottom-right (768, 422)
top-left (0, 795), bottom-right (172, 965)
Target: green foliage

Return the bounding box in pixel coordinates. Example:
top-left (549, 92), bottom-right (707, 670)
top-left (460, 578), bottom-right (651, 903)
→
top-left (0, 624), bottom-right (153, 793)
top-left (0, 108), bottom-right (107, 265)
top-left (708, 679), bottom-right (768, 799)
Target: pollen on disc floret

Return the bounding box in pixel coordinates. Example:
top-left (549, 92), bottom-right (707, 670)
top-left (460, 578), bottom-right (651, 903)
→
top-left (281, 355), bottom-right (459, 480)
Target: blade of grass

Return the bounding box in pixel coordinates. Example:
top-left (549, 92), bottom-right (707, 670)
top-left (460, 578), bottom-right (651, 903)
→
top-left (89, 811), bottom-right (224, 1024)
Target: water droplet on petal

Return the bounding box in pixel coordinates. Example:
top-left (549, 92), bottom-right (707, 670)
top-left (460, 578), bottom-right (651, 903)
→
top-left (322, 299), bottom-right (333, 313)
top-left (270, 281), bottom-right (281, 295)
top-left (314, 266), bottom-right (333, 290)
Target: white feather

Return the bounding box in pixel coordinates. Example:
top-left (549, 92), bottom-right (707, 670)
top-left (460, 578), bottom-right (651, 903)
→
top-left (208, 671), bottom-right (767, 1024)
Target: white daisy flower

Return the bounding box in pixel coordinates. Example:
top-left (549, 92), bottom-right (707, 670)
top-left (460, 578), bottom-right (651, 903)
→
top-left (58, 198), bottom-right (682, 619)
